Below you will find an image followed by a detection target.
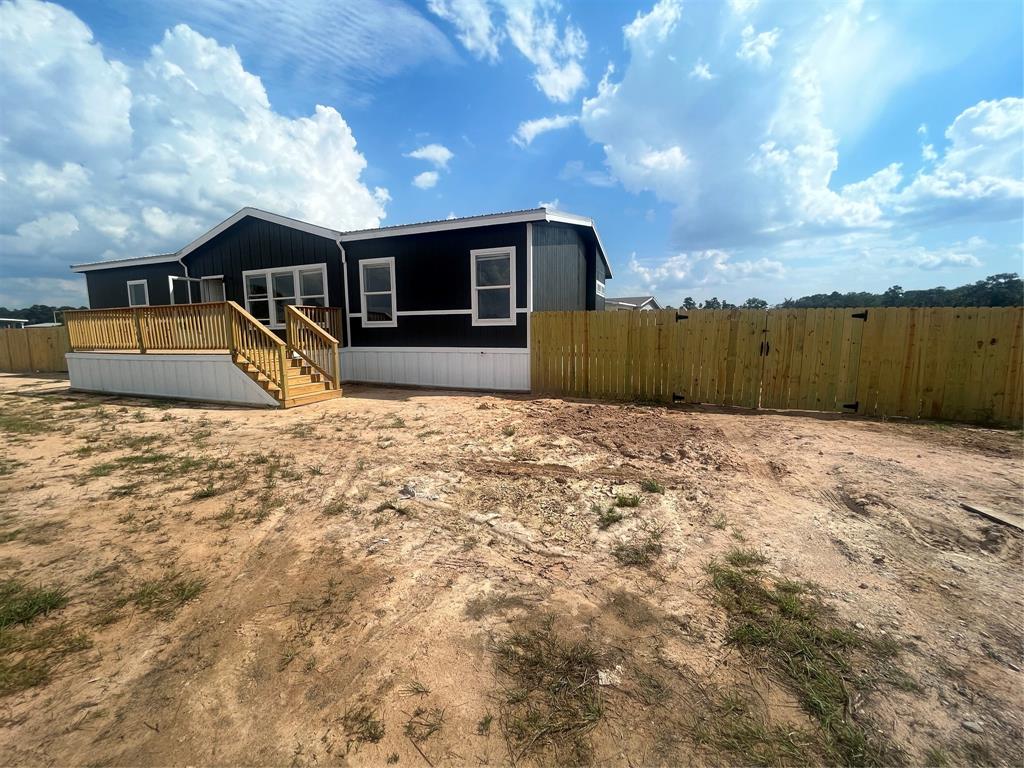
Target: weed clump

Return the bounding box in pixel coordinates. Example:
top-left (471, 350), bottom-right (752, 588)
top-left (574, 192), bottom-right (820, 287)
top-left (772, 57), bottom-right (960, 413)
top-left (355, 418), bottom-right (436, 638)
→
top-left (612, 524), bottom-right (665, 567)
top-left (614, 493), bottom-right (641, 508)
top-left (640, 479), bottom-right (665, 494)
top-left (594, 504), bottom-right (624, 530)
top-left (704, 550), bottom-right (910, 766)
top-left (343, 705), bottom-right (385, 744)
top-left (490, 618), bottom-right (603, 764)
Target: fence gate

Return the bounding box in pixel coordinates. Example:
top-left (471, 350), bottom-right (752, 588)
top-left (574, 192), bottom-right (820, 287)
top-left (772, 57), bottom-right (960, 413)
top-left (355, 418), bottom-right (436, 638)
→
top-left (759, 308), bottom-right (866, 413)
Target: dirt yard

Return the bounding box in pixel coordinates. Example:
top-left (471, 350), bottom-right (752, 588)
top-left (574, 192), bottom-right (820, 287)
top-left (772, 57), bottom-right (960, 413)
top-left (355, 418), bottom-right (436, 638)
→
top-left (0, 373), bottom-right (1021, 767)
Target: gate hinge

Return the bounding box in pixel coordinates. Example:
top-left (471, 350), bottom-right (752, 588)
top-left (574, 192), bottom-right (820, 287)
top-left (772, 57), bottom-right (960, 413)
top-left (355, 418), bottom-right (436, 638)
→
top-left (842, 401), bottom-right (859, 411)
top-left (676, 313), bottom-right (689, 322)
top-left (851, 311), bottom-right (868, 320)
top-left (672, 393), bottom-right (686, 403)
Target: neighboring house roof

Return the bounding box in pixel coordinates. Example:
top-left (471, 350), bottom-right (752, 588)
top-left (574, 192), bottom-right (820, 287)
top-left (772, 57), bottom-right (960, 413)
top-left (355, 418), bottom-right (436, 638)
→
top-left (0, 317), bottom-right (28, 324)
top-left (70, 206), bottom-right (613, 277)
top-left (605, 296), bottom-right (662, 309)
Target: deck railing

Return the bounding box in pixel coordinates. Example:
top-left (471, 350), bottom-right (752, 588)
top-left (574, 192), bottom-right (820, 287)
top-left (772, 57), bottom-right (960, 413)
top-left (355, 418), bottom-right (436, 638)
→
top-left (285, 305), bottom-right (341, 388)
top-left (65, 302), bottom-right (291, 400)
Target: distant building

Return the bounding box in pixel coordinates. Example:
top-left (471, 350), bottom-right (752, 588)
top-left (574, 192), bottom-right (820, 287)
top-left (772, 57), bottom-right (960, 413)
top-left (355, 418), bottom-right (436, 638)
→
top-left (604, 296), bottom-right (662, 311)
top-left (0, 318), bottom-right (28, 329)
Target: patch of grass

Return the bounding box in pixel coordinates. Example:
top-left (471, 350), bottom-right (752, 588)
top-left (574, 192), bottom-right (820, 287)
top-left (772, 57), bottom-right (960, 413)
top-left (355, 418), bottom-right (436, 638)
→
top-left (416, 429), bottom-right (442, 439)
top-left (490, 618), bottom-right (602, 764)
top-left (191, 484), bottom-right (218, 500)
top-left (322, 499), bottom-right (351, 517)
top-left (343, 705), bottom-right (386, 744)
top-left (0, 458), bottom-right (25, 477)
top-left (704, 553), bottom-right (910, 766)
top-left (122, 434), bottom-right (159, 450)
top-left (694, 693), bottom-right (819, 766)
top-left (501, 425), bottom-right (517, 437)
top-left (0, 412), bottom-right (53, 435)
top-left (640, 479), bottom-right (665, 494)
top-left (400, 678), bottom-right (431, 696)
top-left (710, 513), bottom-right (728, 530)
top-left (593, 504), bottom-right (623, 530)
top-left (0, 581), bottom-right (68, 628)
top-left (87, 462), bottom-right (117, 478)
top-left (614, 493), bottom-right (641, 508)
top-left (382, 414), bottom-right (406, 429)
top-left (404, 706), bottom-right (444, 743)
top-left (476, 713), bottom-right (493, 735)
top-left (723, 547), bottom-right (769, 569)
top-left (307, 464), bottom-right (325, 476)
top-left (612, 524), bottom-right (665, 567)
top-left (107, 572), bottom-right (206, 621)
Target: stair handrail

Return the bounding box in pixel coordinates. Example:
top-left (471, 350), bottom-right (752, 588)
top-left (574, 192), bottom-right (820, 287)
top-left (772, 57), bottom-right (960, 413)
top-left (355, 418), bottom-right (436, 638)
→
top-left (226, 301), bottom-right (289, 402)
top-left (284, 305), bottom-right (341, 388)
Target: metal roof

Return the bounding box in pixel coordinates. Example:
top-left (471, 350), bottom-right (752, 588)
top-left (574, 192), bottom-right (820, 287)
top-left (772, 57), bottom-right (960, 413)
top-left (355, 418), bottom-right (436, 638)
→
top-left (70, 206), bottom-right (612, 277)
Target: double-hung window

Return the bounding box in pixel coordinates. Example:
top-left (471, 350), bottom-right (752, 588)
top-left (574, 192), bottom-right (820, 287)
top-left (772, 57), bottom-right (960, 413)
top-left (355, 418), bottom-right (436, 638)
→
top-left (243, 263), bottom-right (329, 328)
top-left (127, 280), bottom-right (149, 307)
top-left (471, 247), bottom-right (516, 326)
top-left (360, 257), bottom-right (396, 327)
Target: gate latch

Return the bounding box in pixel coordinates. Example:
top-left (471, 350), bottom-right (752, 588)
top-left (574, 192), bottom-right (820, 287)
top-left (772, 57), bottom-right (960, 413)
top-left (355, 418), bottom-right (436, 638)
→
top-left (851, 311), bottom-right (868, 320)
top-left (672, 393), bottom-right (686, 403)
top-left (842, 401), bottom-right (859, 411)
top-left (676, 313), bottom-right (688, 322)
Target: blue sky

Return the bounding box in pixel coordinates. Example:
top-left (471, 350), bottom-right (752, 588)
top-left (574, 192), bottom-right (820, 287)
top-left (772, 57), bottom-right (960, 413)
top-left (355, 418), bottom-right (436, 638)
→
top-left (0, 0), bottom-right (1021, 307)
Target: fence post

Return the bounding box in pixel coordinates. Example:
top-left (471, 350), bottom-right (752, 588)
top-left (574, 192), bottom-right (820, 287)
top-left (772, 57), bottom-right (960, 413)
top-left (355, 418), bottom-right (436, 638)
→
top-left (223, 303), bottom-right (234, 354)
top-left (132, 308), bottom-right (147, 354)
top-left (332, 341), bottom-right (341, 389)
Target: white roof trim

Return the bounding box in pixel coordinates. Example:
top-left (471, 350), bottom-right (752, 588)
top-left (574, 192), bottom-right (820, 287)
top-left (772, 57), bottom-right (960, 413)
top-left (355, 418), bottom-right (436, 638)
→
top-left (70, 206), bottom-right (612, 278)
top-left (71, 207), bottom-right (341, 272)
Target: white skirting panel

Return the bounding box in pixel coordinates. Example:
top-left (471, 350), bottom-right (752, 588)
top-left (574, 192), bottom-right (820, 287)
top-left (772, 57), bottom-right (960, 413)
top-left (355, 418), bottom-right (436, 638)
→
top-left (66, 352), bottom-right (279, 408)
top-left (340, 347), bottom-right (530, 392)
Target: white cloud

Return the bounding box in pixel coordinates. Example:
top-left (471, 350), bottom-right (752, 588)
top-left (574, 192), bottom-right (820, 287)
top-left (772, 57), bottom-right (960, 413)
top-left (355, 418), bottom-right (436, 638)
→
top-left (513, 114), bottom-right (577, 147)
top-left (412, 170), bottom-right (439, 189)
top-left (628, 250), bottom-right (785, 295)
top-left (737, 24), bottom-right (780, 68)
top-left (405, 143), bottom-right (455, 169)
top-left (430, 0), bottom-right (588, 102)
top-left (689, 58), bottom-right (714, 81)
top-left (538, 198), bottom-right (560, 209)
top-left (624, 0), bottom-right (682, 53)
top-left (888, 246), bottom-right (982, 270)
top-left (0, 1), bottom-right (388, 304)
top-left (559, 160), bottom-right (616, 188)
top-left (729, 0), bottom-right (759, 15)
top-left (427, 0), bottom-right (501, 61)
top-left (579, 0), bottom-right (1022, 263)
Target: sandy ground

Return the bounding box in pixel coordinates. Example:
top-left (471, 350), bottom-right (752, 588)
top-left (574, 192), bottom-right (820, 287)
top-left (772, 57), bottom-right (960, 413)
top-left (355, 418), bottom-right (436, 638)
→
top-left (0, 372), bottom-right (1021, 767)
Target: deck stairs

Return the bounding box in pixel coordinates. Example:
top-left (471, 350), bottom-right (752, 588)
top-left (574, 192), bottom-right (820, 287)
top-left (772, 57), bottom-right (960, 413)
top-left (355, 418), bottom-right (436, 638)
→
top-left (234, 354), bottom-right (342, 408)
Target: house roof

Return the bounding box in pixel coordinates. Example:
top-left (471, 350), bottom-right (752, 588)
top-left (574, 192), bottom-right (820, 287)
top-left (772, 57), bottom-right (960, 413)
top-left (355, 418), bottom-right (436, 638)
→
top-left (70, 206), bottom-right (612, 277)
top-left (605, 296), bottom-right (661, 309)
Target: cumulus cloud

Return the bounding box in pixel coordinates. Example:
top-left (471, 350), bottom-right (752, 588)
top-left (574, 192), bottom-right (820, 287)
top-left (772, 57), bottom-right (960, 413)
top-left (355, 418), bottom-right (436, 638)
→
top-left (624, 0), bottom-right (682, 52)
top-left (405, 143), bottom-right (455, 169)
top-left (513, 114), bottom-right (578, 146)
top-left (428, 0), bottom-right (588, 102)
top-left (887, 247), bottom-right (981, 270)
top-left (737, 25), bottom-right (780, 68)
top-left (0, 1), bottom-right (388, 305)
top-left (628, 250), bottom-right (785, 296)
top-left (412, 171), bottom-right (440, 189)
top-left (580, 0), bottom-right (1022, 263)
top-left (689, 58), bottom-right (714, 80)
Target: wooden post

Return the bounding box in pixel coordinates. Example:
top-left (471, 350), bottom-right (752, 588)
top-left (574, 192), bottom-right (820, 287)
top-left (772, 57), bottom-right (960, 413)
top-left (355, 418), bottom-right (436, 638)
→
top-left (223, 302), bottom-right (234, 355)
top-left (132, 308), bottom-right (147, 353)
top-left (332, 341), bottom-right (341, 389)
top-left (278, 344), bottom-right (289, 404)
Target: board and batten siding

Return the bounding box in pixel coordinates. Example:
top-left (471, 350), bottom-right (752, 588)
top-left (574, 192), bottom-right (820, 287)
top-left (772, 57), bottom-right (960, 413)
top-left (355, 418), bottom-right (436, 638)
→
top-left (85, 261), bottom-right (186, 308)
top-left (532, 222), bottom-right (587, 312)
top-left (344, 222), bottom-right (529, 349)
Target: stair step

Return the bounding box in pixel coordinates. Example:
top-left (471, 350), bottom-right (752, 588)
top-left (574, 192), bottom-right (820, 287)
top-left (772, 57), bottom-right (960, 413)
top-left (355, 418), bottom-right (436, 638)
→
top-left (283, 389), bottom-right (343, 408)
top-left (286, 381), bottom-right (331, 397)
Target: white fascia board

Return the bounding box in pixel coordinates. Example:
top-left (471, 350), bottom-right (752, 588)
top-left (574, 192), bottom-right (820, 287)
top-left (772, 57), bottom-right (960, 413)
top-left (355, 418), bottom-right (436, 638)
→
top-left (71, 254), bottom-right (182, 273)
top-left (70, 207), bottom-right (342, 273)
top-left (340, 209), bottom-right (549, 242)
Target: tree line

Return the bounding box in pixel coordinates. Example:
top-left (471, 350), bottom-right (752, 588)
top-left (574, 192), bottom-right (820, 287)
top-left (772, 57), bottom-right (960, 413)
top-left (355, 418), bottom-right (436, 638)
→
top-left (667, 273), bottom-right (1022, 310)
top-left (0, 304), bottom-right (85, 325)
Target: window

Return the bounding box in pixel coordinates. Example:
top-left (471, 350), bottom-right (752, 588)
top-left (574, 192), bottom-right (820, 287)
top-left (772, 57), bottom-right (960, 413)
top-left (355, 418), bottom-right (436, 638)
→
top-left (169, 276), bottom-right (201, 305)
top-left (200, 276), bottom-right (225, 302)
top-left (471, 247), bottom-right (516, 326)
top-left (127, 280), bottom-right (149, 307)
top-left (242, 263), bottom-right (329, 327)
top-left (359, 257), bottom-right (396, 327)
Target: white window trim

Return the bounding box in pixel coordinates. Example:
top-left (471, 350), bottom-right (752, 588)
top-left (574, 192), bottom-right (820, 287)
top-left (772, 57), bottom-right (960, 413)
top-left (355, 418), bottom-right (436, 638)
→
top-left (127, 279), bottom-right (149, 307)
top-left (359, 257), bottom-right (397, 328)
top-left (470, 246), bottom-right (516, 327)
top-left (241, 263), bottom-right (329, 328)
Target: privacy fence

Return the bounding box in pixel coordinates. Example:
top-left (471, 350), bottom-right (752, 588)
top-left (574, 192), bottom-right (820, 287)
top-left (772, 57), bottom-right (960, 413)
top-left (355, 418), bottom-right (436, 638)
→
top-left (0, 327), bottom-right (71, 373)
top-left (530, 307), bottom-right (1023, 426)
